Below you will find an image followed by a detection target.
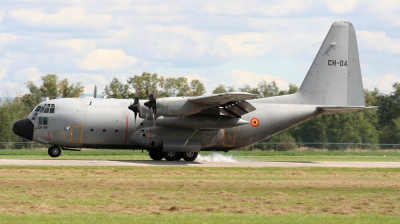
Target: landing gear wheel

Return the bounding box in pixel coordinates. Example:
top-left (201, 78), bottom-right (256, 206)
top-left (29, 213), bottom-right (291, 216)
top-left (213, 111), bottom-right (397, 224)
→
top-left (163, 152), bottom-right (182, 161)
top-left (149, 150), bottom-right (163, 161)
top-left (182, 152), bottom-right (198, 161)
top-left (48, 146), bottom-right (61, 158)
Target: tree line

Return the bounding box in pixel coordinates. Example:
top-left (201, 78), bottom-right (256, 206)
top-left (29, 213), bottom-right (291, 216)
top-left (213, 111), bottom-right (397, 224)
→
top-left (1, 72), bottom-right (399, 147)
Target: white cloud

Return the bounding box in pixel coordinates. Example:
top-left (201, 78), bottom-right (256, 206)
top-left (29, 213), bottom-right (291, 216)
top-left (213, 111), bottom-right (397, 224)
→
top-left (146, 26), bottom-right (212, 58)
top-left (0, 82), bottom-right (22, 97)
top-left (199, 0), bottom-right (312, 16)
top-left (364, 0), bottom-right (400, 14)
top-left (9, 7), bottom-right (112, 29)
top-left (17, 67), bottom-right (42, 83)
top-left (363, 74), bottom-right (400, 94)
top-left (217, 31), bottom-right (322, 59)
top-left (47, 39), bottom-right (97, 54)
top-left (0, 67), bottom-right (7, 81)
top-left (78, 49), bottom-right (138, 71)
top-left (325, 0), bottom-right (358, 13)
top-left (90, 75), bottom-right (107, 84)
top-left (0, 33), bottom-right (18, 46)
top-left (376, 14), bottom-right (400, 27)
top-left (0, 10), bottom-right (5, 23)
top-left (231, 70), bottom-right (289, 90)
top-left (358, 31), bottom-right (400, 53)
top-left (184, 74), bottom-right (207, 82)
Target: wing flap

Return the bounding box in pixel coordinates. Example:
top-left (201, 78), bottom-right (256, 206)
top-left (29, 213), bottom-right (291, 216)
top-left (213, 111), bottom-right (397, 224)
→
top-left (189, 92), bottom-right (257, 105)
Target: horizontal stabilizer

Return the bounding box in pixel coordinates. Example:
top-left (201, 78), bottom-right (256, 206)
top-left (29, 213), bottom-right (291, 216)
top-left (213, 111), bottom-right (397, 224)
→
top-left (317, 106), bottom-right (377, 114)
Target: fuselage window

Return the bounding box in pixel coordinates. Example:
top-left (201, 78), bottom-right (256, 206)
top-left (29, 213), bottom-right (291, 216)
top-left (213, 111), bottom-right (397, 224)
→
top-left (31, 117), bottom-right (36, 121)
top-left (39, 117), bottom-right (43, 125)
top-left (43, 117), bottom-right (48, 125)
top-left (34, 113), bottom-right (37, 116)
top-left (44, 108), bottom-right (49, 113)
top-left (39, 107), bottom-right (45, 113)
top-left (51, 104), bottom-right (55, 107)
top-left (34, 106), bottom-right (41, 112)
top-left (50, 108), bottom-right (55, 113)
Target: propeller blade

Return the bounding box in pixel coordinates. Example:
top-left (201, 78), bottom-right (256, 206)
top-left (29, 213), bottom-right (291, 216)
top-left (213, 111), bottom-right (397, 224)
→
top-left (94, 85), bottom-right (97, 98)
top-left (128, 83), bottom-right (142, 129)
top-left (135, 84), bottom-right (139, 98)
top-left (148, 81), bottom-right (152, 96)
top-left (154, 86), bottom-right (158, 100)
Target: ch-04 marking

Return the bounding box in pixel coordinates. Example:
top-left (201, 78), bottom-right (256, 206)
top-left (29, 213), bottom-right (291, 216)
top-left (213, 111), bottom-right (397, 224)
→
top-left (328, 60), bottom-right (347, 66)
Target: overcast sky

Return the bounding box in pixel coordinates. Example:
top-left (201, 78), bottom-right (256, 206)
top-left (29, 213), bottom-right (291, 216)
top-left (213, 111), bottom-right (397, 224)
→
top-left (0, 0), bottom-right (399, 97)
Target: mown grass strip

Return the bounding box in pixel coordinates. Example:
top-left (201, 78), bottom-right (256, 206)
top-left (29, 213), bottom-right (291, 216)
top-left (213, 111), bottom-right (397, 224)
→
top-left (1, 213), bottom-right (400, 224)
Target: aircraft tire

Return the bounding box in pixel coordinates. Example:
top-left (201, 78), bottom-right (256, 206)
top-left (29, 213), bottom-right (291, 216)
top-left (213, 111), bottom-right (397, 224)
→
top-left (149, 151), bottom-right (163, 161)
top-left (163, 152), bottom-right (182, 161)
top-left (48, 146), bottom-right (61, 158)
top-left (182, 152), bottom-right (198, 161)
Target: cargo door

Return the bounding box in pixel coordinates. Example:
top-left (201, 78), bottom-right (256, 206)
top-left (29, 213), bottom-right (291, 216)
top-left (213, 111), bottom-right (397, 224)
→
top-left (70, 126), bottom-right (84, 144)
top-left (223, 127), bottom-right (236, 147)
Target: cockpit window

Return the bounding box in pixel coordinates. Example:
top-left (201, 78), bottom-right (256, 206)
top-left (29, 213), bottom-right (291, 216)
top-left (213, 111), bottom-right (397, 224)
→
top-left (36, 104), bottom-right (56, 113)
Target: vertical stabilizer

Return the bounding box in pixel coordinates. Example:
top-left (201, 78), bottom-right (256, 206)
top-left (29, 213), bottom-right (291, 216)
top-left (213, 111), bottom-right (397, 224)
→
top-left (298, 21), bottom-right (365, 106)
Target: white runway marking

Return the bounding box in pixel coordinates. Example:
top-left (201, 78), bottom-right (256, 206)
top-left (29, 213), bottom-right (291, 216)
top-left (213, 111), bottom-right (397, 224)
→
top-left (0, 159), bottom-right (399, 168)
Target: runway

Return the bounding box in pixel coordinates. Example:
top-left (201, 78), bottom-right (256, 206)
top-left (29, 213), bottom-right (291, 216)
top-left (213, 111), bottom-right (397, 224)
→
top-left (0, 159), bottom-right (399, 168)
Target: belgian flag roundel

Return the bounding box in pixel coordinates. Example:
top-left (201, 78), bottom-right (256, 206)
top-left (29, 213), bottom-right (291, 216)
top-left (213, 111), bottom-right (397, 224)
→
top-left (250, 118), bottom-right (259, 127)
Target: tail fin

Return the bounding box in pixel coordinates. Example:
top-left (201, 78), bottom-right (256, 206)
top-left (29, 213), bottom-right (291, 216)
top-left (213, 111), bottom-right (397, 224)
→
top-left (298, 21), bottom-right (365, 106)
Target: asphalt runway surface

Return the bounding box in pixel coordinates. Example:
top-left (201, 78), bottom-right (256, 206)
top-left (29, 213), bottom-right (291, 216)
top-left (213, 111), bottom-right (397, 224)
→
top-left (0, 159), bottom-right (399, 168)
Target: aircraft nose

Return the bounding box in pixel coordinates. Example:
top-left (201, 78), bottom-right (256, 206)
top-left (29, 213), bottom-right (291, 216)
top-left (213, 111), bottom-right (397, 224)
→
top-left (12, 118), bottom-right (34, 141)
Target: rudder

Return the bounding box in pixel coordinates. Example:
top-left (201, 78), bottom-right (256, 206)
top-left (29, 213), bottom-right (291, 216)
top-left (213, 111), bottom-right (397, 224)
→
top-left (298, 21), bottom-right (365, 106)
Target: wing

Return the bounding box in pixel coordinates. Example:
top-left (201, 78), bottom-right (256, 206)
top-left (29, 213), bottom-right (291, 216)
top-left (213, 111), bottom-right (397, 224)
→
top-left (189, 92), bottom-right (257, 118)
top-left (189, 92), bottom-right (257, 104)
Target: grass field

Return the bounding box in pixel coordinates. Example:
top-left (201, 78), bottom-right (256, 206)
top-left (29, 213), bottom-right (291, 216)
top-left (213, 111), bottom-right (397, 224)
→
top-left (0, 166), bottom-right (400, 223)
top-left (1, 149), bottom-right (400, 161)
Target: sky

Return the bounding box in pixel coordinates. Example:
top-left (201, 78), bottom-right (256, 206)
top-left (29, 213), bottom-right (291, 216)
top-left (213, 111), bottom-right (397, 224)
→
top-left (0, 0), bottom-right (399, 97)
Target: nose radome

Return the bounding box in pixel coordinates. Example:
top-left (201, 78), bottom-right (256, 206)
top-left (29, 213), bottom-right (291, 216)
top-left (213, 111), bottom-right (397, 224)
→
top-left (12, 118), bottom-right (34, 141)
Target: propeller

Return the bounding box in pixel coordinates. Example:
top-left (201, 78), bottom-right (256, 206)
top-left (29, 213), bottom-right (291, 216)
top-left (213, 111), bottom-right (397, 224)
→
top-left (103, 85), bottom-right (110, 99)
top-left (144, 82), bottom-right (157, 126)
top-left (128, 84), bottom-right (142, 126)
top-left (128, 81), bottom-right (158, 127)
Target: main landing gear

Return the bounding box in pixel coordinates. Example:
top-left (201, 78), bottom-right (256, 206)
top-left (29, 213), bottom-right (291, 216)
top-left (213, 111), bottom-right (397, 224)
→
top-left (48, 145), bottom-right (61, 158)
top-left (149, 151), bottom-right (198, 161)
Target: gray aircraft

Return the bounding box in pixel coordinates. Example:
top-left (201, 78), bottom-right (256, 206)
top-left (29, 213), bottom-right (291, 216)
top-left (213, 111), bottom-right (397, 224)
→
top-left (12, 21), bottom-right (372, 161)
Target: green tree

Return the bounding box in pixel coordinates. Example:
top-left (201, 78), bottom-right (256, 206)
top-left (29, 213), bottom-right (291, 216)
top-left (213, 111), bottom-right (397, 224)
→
top-left (238, 84), bottom-right (260, 95)
top-left (258, 80), bottom-right (279, 97)
top-left (377, 82), bottom-right (400, 128)
top-left (212, 84), bottom-right (236, 94)
top-left (127, 72), bottom-right (207, 98)
top-left (189, 79), bottom-right (206, 96)
top-left (40, 74), bottom-right (59, 99)
top-left (127, 72), bottom-right (160, 99)
top-left (109, 77), bottom-right (131, 99)
top-left (22, 81), bottom-right (43, 109)
top-left (23, 74), bottom-right (84, 111)
top-left (0, 99), bottom-right (30, 142)
top-left (58, 79), bottom-right (84, 98)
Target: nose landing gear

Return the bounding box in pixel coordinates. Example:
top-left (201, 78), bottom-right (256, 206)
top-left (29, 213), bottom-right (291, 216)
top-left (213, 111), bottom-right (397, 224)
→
top-left (48, 146), bottom-right (62, 158)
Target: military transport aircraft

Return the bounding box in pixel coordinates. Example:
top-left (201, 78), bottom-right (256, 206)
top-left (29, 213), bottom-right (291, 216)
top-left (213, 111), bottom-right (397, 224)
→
top-left (12, 21), bottom-right (372, 161)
